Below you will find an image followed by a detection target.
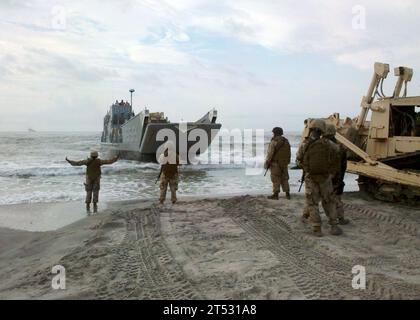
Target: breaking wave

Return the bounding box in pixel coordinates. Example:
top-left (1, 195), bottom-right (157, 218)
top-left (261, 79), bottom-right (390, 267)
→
top-left (0, 162), bottom-right (161, 178)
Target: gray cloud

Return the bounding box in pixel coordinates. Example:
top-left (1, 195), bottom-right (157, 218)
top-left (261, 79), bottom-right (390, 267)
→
top-left (16, 48), bottom-right (120, 82)
top-left (1, 0), bottom-right (420, 131)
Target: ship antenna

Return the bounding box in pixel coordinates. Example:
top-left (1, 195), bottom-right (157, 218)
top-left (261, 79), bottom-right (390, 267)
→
top-left (129, 89), bottom-right (135, 107)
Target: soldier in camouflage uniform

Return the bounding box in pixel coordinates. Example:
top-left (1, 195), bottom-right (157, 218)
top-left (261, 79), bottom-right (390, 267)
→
top-left (296, 119), bottom-right (342, 237)
top-left (66, 151), bottom-right (119, 213)
top-left (158, 141), bottom-right (180, 204)
top-left (300, 125), bottom-right (350, 225)
top-left (265, 127), bottom-right (291, 200)
top-left (322, 124), bottom-right (350, 225)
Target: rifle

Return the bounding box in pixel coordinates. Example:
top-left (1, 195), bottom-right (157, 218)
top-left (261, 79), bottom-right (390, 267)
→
top-left (298, 170), bottom-right (305, 192)
top-left (264, 165), bottom-right (270, 177)
top-left (155, 166), bottom-right (163, 184)
top-left (264, 137), bottom-right (287, 177)
top-left (264, 161), bottom-right (271, 177)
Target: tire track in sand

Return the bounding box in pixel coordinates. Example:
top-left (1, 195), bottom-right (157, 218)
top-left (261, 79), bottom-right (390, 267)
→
top-left (95, 206), bottom-right (202, 299)
top-left (220, 196), bottom-right (420, 299)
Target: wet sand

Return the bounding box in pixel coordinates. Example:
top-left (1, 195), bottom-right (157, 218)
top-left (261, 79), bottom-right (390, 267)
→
top-left (0, 193), bottom-right (419, 299)
top-left (0, 201), bottom-right (92, 232)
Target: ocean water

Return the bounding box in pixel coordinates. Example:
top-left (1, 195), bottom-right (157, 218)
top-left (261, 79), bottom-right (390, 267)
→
top-left (0, 132), bottom-right (359, 205)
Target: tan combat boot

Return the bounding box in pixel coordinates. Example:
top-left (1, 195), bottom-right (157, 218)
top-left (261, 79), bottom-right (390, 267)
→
top-left (285, 192), bottom-right (291, 200)
top-left (267, 192), bottom-right (279, 200)
top-left (313, 226), bottom-right (323, 237)
top-left (86, 203), bottom-right (91, 213)
top-left (330, 225), bottom-right (343, 235)
top-left (93, 203), bottom-right (98, 213)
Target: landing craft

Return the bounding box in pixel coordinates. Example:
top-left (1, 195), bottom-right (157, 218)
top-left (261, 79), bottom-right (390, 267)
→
top-left (100, 98), bottom-right (222, 163)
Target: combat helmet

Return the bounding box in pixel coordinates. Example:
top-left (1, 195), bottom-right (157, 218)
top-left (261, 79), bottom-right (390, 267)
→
top-left (324, 124), bottom-right (336, 137)
top-left (272, 127), bottom-right (283, 136)
top-left (90, 150), bottom-right (99, 158)
top-left (308, 119), bottom-right (326, 133)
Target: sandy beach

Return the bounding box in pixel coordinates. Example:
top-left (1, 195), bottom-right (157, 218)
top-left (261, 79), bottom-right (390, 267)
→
top-left (0, 192), bottom-right (419, 300)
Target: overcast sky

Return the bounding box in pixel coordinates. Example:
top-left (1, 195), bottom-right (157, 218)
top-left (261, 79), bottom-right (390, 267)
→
top-left (1, 0), bottom-right (420, 132)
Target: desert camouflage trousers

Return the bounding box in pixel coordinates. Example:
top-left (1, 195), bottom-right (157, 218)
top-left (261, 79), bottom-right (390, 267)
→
top-left (328, 193), bottom-right (345, 219)
top-left (304, 174), bottom-right (338, 228)
top-left (303, 194), bottom-right (344, 219)
top-left (160, 174), bottom-right (178, 202)
top-left (303, 190), bottom-right (345, 220)
top-left (270, 163), bottom-right (290, 193)
top-left (85, 177), bottom-right (100, 204)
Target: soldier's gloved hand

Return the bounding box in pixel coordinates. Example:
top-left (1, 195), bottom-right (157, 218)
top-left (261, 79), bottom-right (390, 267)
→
top-left (264, 161), bottom-right (269, 170)
top-left (65, 157), bottom-right (70, 163)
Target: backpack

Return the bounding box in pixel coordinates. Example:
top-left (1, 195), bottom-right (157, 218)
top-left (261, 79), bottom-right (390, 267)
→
top-left (303, 139), bottom-right (336, 176)
top-left (273, 137), bottom-right (291, 166)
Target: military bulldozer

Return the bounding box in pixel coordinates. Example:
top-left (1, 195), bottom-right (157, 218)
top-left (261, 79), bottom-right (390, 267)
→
top-left (303, 62), bottom-right (420, 203)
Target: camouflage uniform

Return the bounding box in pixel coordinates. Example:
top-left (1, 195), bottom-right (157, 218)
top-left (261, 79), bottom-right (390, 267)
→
top-left (67, 153), bottom-right (118, 212)
top-left (304, 171), bottom-right (338, 228)
top-left (265, 131), bottom-right (291, 199)
top-left (296, 127), bottom-right (342, 236)
top-left (296, 140), bottom-right (344, 220)
top-left (334, 193), bottom-right (345, 220)
top-left (297, 136), bottom-right (314, 220)
top-left (159, 153), bottom-right (180, 204)
top-left (323, 135), bottom-right (349, 224)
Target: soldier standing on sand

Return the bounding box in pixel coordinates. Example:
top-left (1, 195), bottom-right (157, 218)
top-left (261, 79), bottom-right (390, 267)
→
top-left (66, 151), bottom-right (119, 214)
top-left (322, 124), bottom-right (350, 225)
top-left (296, 119), bottom-right (342, 237)
top-left (158, 141), bottom-right (180, 204)
top-left (265, 127), bottom-right (291, 200)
